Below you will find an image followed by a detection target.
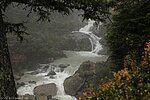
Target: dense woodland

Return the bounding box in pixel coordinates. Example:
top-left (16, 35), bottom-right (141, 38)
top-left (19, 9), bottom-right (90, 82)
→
top-left (0, 0), bottom-right (150, 100)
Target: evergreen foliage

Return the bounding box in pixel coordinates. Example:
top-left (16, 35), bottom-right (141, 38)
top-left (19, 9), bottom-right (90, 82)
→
top-left (107, 0), bottom-right (150, 69)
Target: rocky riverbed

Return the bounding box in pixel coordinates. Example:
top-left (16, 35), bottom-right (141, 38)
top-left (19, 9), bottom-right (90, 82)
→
top-left (15, 51), bottom-right (108, 100)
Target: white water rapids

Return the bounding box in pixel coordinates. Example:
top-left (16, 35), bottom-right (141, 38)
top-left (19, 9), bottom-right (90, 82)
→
top-left (72, 19), bottom-right (102, 54)
top-left (17, 19), bottom-right (108, 100)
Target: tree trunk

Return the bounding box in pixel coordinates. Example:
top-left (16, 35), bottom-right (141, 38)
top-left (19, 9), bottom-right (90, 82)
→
top-left (0, 10), bottom-right (17, 99)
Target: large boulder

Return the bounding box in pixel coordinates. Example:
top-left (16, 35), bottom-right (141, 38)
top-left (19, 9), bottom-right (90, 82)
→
top-left (64, 59), bottom-right (112, 97)
top-left (64, 61), bottom-right (97, 97)
top-left (33, 83), bottom-right (58, 97)
top-left (64, 73), bottom-right (85, 96)
top-left (76, 61), bottom-right (96, 77)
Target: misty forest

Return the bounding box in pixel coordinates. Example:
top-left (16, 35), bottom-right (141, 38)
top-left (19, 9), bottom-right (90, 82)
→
top-left (0, 0), bottom-right (150, 100)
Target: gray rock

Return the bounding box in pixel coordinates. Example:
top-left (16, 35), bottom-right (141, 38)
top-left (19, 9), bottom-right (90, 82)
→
top-left (54, 67), bottom-right (65, 72)
top-left (29, 71), bottom-right (39, 75)
top-left (76, 61), bottom-right (96, 77)
top-left (54, 67), bottom-right (61, 72)
top-left (16, 82), bottom-right (25, 89)
top-left (60, 68), bottom-right (64, 72)
top-left (35, 94), bottom-right (47, 100)
top-left (49, 75), bottom-right (55, 79)
top-left (34, 94), bottom-right (58, 100)
top-left (46, 71), bottom-right (56, 76)
top-left (58, 64), bottom-right (70, 69)
top-left (14, 75), bottom-right (21, 80)
top-left (64, 61), bottom-right (97, 97)
top-left (18, 73), bottom-right (24, 76)
top-left (14, 73), bottom-right (24, 81)
top-left (18, 94), bottom-right (35, 100)
top-left (64, 73), bottom-right (85, 96)
top-left (33, 83), bottom-right (58, 97)
top-left (41, 65), bottom-right (49, 72)
top-left (28, 81), bottom-right (36, 84)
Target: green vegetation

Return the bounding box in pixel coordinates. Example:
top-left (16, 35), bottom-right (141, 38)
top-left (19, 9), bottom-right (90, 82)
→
top-left (0, 0), bottom-right (149, 99)
top-left (79, 43), bottom-right (150, 99)
top-left (78, 0), bottom-right (150, 99)
top-left (107, 0), bottom-right (150, 69)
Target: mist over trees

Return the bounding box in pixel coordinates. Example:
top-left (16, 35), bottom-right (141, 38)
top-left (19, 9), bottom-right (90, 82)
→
top-left (6, 7), bottom-right (88, 71)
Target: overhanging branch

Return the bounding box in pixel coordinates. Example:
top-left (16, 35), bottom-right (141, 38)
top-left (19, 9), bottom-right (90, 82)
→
top-left (5, 22), bottom-right (29, 42)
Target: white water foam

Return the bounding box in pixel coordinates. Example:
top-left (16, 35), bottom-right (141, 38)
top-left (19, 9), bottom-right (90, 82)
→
top-left (72, 19), bottom-right (102, 54)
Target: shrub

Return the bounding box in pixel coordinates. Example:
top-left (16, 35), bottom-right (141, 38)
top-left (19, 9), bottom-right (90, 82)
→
top-left (79, 41), bottom-right (150, 100)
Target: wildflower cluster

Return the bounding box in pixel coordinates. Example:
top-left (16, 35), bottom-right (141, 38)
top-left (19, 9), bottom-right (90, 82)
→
top-left (142, 40), bottom-right (150, 67)
top-left (99, 82), bottom-right (112, 91)
top-left (113, 68), bottom-right (131, 81)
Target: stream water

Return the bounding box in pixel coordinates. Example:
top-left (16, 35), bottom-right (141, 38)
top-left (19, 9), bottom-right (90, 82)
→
top-left (17, 19), bottom-right (108, 100)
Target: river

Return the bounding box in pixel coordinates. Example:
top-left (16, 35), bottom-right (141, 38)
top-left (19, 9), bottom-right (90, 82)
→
top-left (17, 20), bottom-right (108, 100)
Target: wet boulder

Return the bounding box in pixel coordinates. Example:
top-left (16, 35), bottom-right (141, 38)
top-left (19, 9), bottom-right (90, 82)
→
top-left (76, 61), bottom-right (96, 77)
top-left (29, 71), bottom-right (39, 75)
top-left (14, 75), bottom-right (21, 80)
top-left (58, 64), bottom-right (70, 69)
top-left (58, 64), bottom-right (70, 72)
top-left (18, 94), bottom-right (35, 100)
top-left (33, 83), bottom-right (58, 97)
top-left (46, 71), bottom-right (56, 76)
top-left (28, 81), bottom-right (36, 84)
top-left (64, 73), bottom-right (85, 96)
top-left (49, 75), bottom-right (55, 79)
top-left (64, 61), bottom-right (97, 97)
top-left (35, 94), bottom-right (47, 100)
top-left (41, 65), bottom-right (49, 72)
top-left (16, 82), bottom-right (25, 89)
